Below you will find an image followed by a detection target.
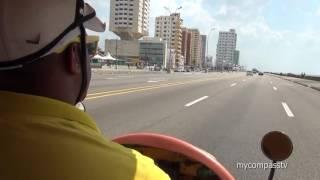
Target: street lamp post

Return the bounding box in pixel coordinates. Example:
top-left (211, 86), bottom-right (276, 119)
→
top-left (206, 27), bottom-right (215, 70)
top-left (164, 6), bottom-right (182, 72)
top-left (222, 60), bottom-right (226, 72)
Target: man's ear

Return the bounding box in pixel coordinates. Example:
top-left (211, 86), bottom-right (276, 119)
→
top-left (65, 43), bottom-right (81, 74)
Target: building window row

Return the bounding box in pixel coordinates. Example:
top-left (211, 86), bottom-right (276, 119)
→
top-left (115, 13), bottom-right (133, 16)
top-left (115, 17), bottom-right (133, 20)
top-left (115, 3), bottom-right (134, 7)
top-left (115, 22), bottom-right (133, 25)
top-left (115, 8), bottom-right (134, 11)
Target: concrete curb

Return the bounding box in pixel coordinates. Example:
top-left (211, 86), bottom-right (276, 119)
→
top-left (311, 87), bottom-right (320, 91)
top-left (92, 69), bottom-right (166, 75)
top-left (272, 75), bottom-right (320, 92)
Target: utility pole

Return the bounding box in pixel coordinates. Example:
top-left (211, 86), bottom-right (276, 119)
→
top-left (115, 38), bottom-right (118, 70)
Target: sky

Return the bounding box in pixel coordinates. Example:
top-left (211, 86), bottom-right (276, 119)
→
top-left (87, 0), bottom-right (320, 75)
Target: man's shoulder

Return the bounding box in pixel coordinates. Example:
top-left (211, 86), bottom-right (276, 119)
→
top-left (0, 113), bottom-right (169, 179)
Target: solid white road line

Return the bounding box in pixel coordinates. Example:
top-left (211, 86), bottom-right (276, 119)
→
top-left (231, 83), bottom-right (237, 87)
top-left (147, 80), bottom-right (159, 83)
top-left (242, 79), bottom-right (247, 82)
top-left (282, 102), bottom-right (295, 117)
top-left (273, 86), bottom-right (278, 91)
top-left (185, 96), bottom-right (209, 107)
top-left (118, 75), bottom-right (132, 78)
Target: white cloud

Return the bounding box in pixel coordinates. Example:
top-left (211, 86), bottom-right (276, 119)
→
top-left (149, 0), bottom-right (215, 35)
top-left (316, 7), bottom-right (320, 16)
top-left (215, 5), bottom-right (228, 16)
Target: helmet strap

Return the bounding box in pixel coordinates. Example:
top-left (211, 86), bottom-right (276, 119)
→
top-left (75, 0), bottom-right (89, 104)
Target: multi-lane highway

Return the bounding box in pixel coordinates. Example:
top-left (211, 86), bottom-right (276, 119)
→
top-left (85, 72), bottom-right (320, 180)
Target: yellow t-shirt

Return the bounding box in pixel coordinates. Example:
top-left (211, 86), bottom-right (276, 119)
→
top-left (0, 91), bottom-right (170, 180)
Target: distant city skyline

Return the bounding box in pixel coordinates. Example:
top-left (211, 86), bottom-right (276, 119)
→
top-left (87, 0), bottom-right (320, 75)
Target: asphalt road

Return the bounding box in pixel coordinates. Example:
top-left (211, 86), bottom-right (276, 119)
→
top-left (85, 72), bottom-right (320, 180)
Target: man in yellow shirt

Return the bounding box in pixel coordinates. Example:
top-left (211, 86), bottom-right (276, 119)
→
top-left (0, 0), bottom-right (169, 179)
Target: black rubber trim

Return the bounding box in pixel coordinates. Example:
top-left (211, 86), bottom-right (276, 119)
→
top-left (75, 0), bottom-right (88, 103)
top-left (76, 24), bottom-right (88, 103)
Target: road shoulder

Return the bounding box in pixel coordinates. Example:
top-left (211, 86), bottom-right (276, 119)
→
top-left (271, 75), bottom-right (320, 92)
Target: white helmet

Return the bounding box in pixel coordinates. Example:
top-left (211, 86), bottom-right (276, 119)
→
top-left (0, 0), bottom-right (106, 70)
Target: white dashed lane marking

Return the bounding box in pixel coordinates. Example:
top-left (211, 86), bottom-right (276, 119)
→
top-left (185, 96), bottom-right (209, 107)
top-left (282, 102), bottom-right (295, 118)
top-left (231, 83), bottom-right (237, 87)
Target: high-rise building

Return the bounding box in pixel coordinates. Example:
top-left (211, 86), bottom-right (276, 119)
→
top-left (109, 0), bottom-right (150, 40)
top-left (200, 35), bottom-right (207, 68)
top-left (189, 29), bottom-right (201, 68)
top-left (216, 29), bottom-right (237, 69)
top-left (155, 13), bottom-right (183, 69)
top-left (182, 27), bottom-right (192, 66)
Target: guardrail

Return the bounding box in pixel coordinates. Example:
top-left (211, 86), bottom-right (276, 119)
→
top-left (268, 72), bottom-right (320, 81)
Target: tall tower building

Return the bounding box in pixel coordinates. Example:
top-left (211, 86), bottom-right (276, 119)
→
top-left (155, 13), bottom-right (183, 68)
top-left (216, 29), bottom-right (237, 69)
top-left (189, 29), bottom-right (201, 68)
top-left (182, 27), bottom-right (192, 66)
top-left (200, 35), bottom-right (207, 68)
top-left (109, 0), bottom-right (150, 40)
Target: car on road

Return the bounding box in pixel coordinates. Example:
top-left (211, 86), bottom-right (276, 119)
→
top-left (259, 72), bottom-right (264, 76)
top-left (246, 71), bottom-right (254, 76)
top-left (154, 66), bottom-right (161, 71)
